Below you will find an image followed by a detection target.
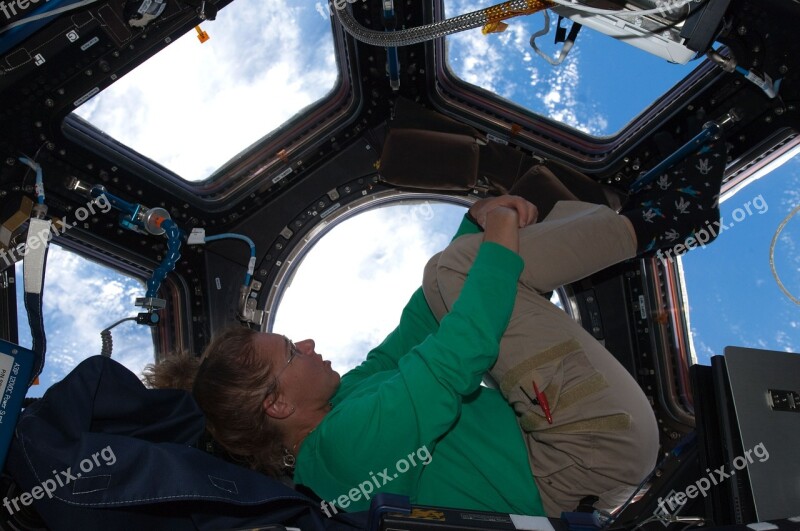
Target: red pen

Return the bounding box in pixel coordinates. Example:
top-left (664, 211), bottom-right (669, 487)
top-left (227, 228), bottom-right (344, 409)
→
top-left (532, 380), bottom-right (553, 424)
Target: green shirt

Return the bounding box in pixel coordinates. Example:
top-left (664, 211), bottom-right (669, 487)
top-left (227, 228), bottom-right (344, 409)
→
top-left (293, 216), bottom-right (545, 516)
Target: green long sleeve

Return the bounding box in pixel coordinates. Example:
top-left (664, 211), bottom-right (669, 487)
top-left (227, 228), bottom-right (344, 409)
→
top-left (294, 241), bottom-right (544, 516)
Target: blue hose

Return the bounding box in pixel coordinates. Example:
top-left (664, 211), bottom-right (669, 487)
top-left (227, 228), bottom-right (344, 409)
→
top-left (90, 185), bottom-right (141, 222)
top-left (383, 0), bottom-right (400, 91)
top-left (19, 157), bottom-right (44, 204)
top-left (145, 219), bottom-right (182, 298)
top-left (205, 233), bottom-right (256, 286)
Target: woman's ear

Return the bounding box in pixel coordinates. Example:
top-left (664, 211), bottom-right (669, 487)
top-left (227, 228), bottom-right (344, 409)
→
top-left (263, 395), bottom-right (295, 420)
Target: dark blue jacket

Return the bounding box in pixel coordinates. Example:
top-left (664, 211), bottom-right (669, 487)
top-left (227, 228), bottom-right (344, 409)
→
top-left (5, 355), bottom-right (367, 530)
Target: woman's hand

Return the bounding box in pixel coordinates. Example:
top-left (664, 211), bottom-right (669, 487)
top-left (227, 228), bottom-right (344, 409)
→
top-left (469, 195), bottom-right (538, 229)
top-left (482, 206), bottom-right (520, 253)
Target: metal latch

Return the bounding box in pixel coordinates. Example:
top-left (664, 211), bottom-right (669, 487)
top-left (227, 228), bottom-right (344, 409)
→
top-left (767, 389), bottom-right (799, 412)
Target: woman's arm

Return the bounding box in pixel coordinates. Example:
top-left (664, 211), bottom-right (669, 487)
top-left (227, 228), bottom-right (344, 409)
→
top-left (336, 197), bottom-right (535, 396)
top-left (483, 206), bottom-right (521, 253)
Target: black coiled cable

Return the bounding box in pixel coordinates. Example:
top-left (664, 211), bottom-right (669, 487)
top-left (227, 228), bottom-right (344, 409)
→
top-left (99, 317), bottom-right (137, 357)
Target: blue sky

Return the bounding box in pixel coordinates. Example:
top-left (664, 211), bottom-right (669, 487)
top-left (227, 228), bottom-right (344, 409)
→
top-left (14, 0), bottom-right (800, 393)
top-left (681, 151), bottom-right (800, 363)
top-left (16, 246), bottom-right (155, 397)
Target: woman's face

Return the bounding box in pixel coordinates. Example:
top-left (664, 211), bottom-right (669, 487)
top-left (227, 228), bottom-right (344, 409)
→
top-left (256, 333), bottom-right (341, 410)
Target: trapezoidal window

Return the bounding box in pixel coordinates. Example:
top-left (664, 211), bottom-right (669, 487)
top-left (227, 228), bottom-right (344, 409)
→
top-left (443, 0), bottom-right (698, 136)
top-left (16, 244), bottom-right (155, 397)
top-left (72, 0), bottom-right (340, 182)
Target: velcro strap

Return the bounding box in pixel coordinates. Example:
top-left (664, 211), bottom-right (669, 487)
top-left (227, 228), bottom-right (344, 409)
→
top-left (23, 218), bottom-right (51, 295)
top-left (23, 217), bottom-right (51, 384)
top-left (500, 339), bottom-right (581, 396)
top-left (521, 412), bottom-right (630, 433)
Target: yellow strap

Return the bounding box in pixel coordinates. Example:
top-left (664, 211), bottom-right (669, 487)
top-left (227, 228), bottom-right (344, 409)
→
top-left (484, 0), bottom-right (554, 24)
top-left (500, 338), bottom-right (582, 396)
top-left (195, 26), bottom-right (210, 43)
top-left (521, 412), bottom-right (630, 433)
top-left (557, 373), bottom-right (609, 411)
top-left (482, 21), bottom-right (509, 34)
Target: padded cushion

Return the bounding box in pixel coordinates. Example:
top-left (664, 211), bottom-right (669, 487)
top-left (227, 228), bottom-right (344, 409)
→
top-left (379, 128), bottom-right (479, 191)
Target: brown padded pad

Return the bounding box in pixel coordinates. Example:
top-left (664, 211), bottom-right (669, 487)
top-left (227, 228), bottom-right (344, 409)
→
top-left (379, 128), bottom-right (479, 191)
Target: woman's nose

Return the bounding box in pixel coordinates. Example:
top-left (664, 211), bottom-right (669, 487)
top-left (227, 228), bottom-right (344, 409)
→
top-left (296, 339), bottom-right (315, 355)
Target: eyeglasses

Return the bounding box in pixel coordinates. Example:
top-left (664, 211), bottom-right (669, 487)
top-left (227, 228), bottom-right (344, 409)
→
top-left (276, 338), bottom-right (300, 378)
top-left (263, 337), bottom-right (299, 401)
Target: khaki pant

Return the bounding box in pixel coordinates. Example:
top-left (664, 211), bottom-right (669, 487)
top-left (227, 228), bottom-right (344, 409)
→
top-left (422, 201), bottom-right (659, 516)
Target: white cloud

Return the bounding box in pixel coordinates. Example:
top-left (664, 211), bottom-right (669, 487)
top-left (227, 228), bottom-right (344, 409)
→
top-left (774, 330), bottom-right (795, 353)
top-left (689, 336), bottom-right (717, 363)
top-left (273, 203), bottom-right (465, 374)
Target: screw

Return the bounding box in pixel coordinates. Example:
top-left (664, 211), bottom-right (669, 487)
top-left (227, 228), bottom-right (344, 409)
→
top-left (779, 65), bottom-right (789, 74)
top-left (44, 98), bottom-right (54, 107)
top-left (737, 25), bottom-right (747, 35)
